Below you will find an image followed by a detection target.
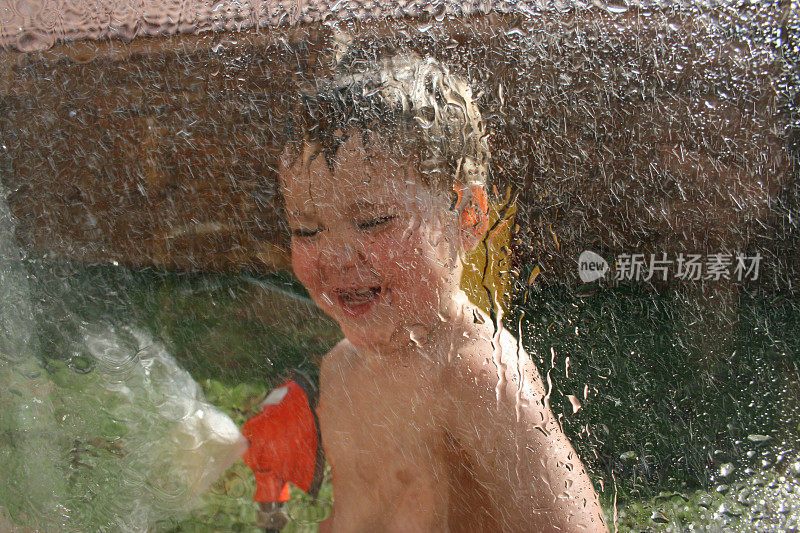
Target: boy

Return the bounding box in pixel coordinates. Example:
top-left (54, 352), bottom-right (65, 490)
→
top-left (278, 50), bottom-right (607, 532)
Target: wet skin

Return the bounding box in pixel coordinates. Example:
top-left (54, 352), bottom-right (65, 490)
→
top-left (280, 133), bottom-right (608, 532)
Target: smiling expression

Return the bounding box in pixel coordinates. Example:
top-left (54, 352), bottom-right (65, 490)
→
top-left (279, 133), bottom-right (464, 350)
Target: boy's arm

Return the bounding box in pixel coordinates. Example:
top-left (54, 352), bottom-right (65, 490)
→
top-left (442, 340), bottom-right (608, 532)
top-left (315, 340), bottom-right (351, 533)
top-left (318, 507), bottom-right (334, 533)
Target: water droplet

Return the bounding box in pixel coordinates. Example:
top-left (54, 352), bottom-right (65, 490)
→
top-left (719, 463), bottom-right (734, 478)
top-left (15, 30), bottom-right (54, 52)
top-left (599, 0), bottom-right (630, 14)
top-left (747, 434), bottom-right (772, 445)
top-left (620, 450), bottom-right (637, 463)
top-left (408, 325), bottom-right (428, 347)
top-left (737, 488), bottom-right (752, 506)
top-left (566, 394), bottom-right (581, 413)
top-left (719, 502), bottom-right (742, 517)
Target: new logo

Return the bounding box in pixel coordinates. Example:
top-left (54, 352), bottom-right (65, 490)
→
top-left (578, 250), bottom-right (609, 283)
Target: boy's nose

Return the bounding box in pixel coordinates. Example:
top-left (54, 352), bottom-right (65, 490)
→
top-left (319, 236), bottom-right (367, 275)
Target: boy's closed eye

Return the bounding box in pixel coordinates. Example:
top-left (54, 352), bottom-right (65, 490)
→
top-left (291, 227), bottom-right (323, 238)
top-left (357, 214), bottom-right (397, 231)
top-left (290, 213), bottom-right (397, 238)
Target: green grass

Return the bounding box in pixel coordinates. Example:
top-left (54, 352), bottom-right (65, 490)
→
top-left (6, 259), bottom-right (799, 531)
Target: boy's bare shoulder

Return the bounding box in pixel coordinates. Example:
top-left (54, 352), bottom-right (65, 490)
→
top-left (319, 339), bottom-right (360, 382)
top-left (439, 324), bottom-right (608, 532)
top-left (323, 338), bottom-right (358, 364)
top-left (442, 324), bottom-right (545, 398)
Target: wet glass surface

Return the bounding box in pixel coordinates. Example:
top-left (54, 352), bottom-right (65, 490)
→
top-left (0, 1), bottom-right (798, 531)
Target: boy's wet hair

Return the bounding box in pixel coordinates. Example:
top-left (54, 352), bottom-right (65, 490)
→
top-left (282, 46), bottom-right (490, 191)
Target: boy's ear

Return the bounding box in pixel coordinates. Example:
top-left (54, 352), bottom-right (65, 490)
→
top-left (454, 183), bottom-right (490, 251)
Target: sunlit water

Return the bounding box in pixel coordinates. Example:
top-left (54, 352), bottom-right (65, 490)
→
top-left (0, 0), bottom-right (798, 531)
top-left (0, 185), bottom-right (249, 531)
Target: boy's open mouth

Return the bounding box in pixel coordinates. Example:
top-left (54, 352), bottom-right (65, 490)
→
top-left (336, 287), bottom-right (382, 316)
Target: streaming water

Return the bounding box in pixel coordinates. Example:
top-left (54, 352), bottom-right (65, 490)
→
top-left (0, 183), bottom-right (247, 531)
top-left (0, 0), bottom-right (798, 531)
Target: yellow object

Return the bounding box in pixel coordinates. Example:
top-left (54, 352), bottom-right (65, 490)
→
top-left (460, 188), bottom-right (516, 317)
top-left (528, 265), bottom-right (541, 285)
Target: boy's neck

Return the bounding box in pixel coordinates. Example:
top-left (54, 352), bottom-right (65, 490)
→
top-left (355, 291), bottom-right (492, 367)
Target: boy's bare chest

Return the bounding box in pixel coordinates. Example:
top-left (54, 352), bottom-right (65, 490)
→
top-left (318, 358), bottom-right (450, 508)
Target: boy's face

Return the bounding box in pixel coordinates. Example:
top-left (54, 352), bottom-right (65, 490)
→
top-left (279, 133), bottom-right (462, 349)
